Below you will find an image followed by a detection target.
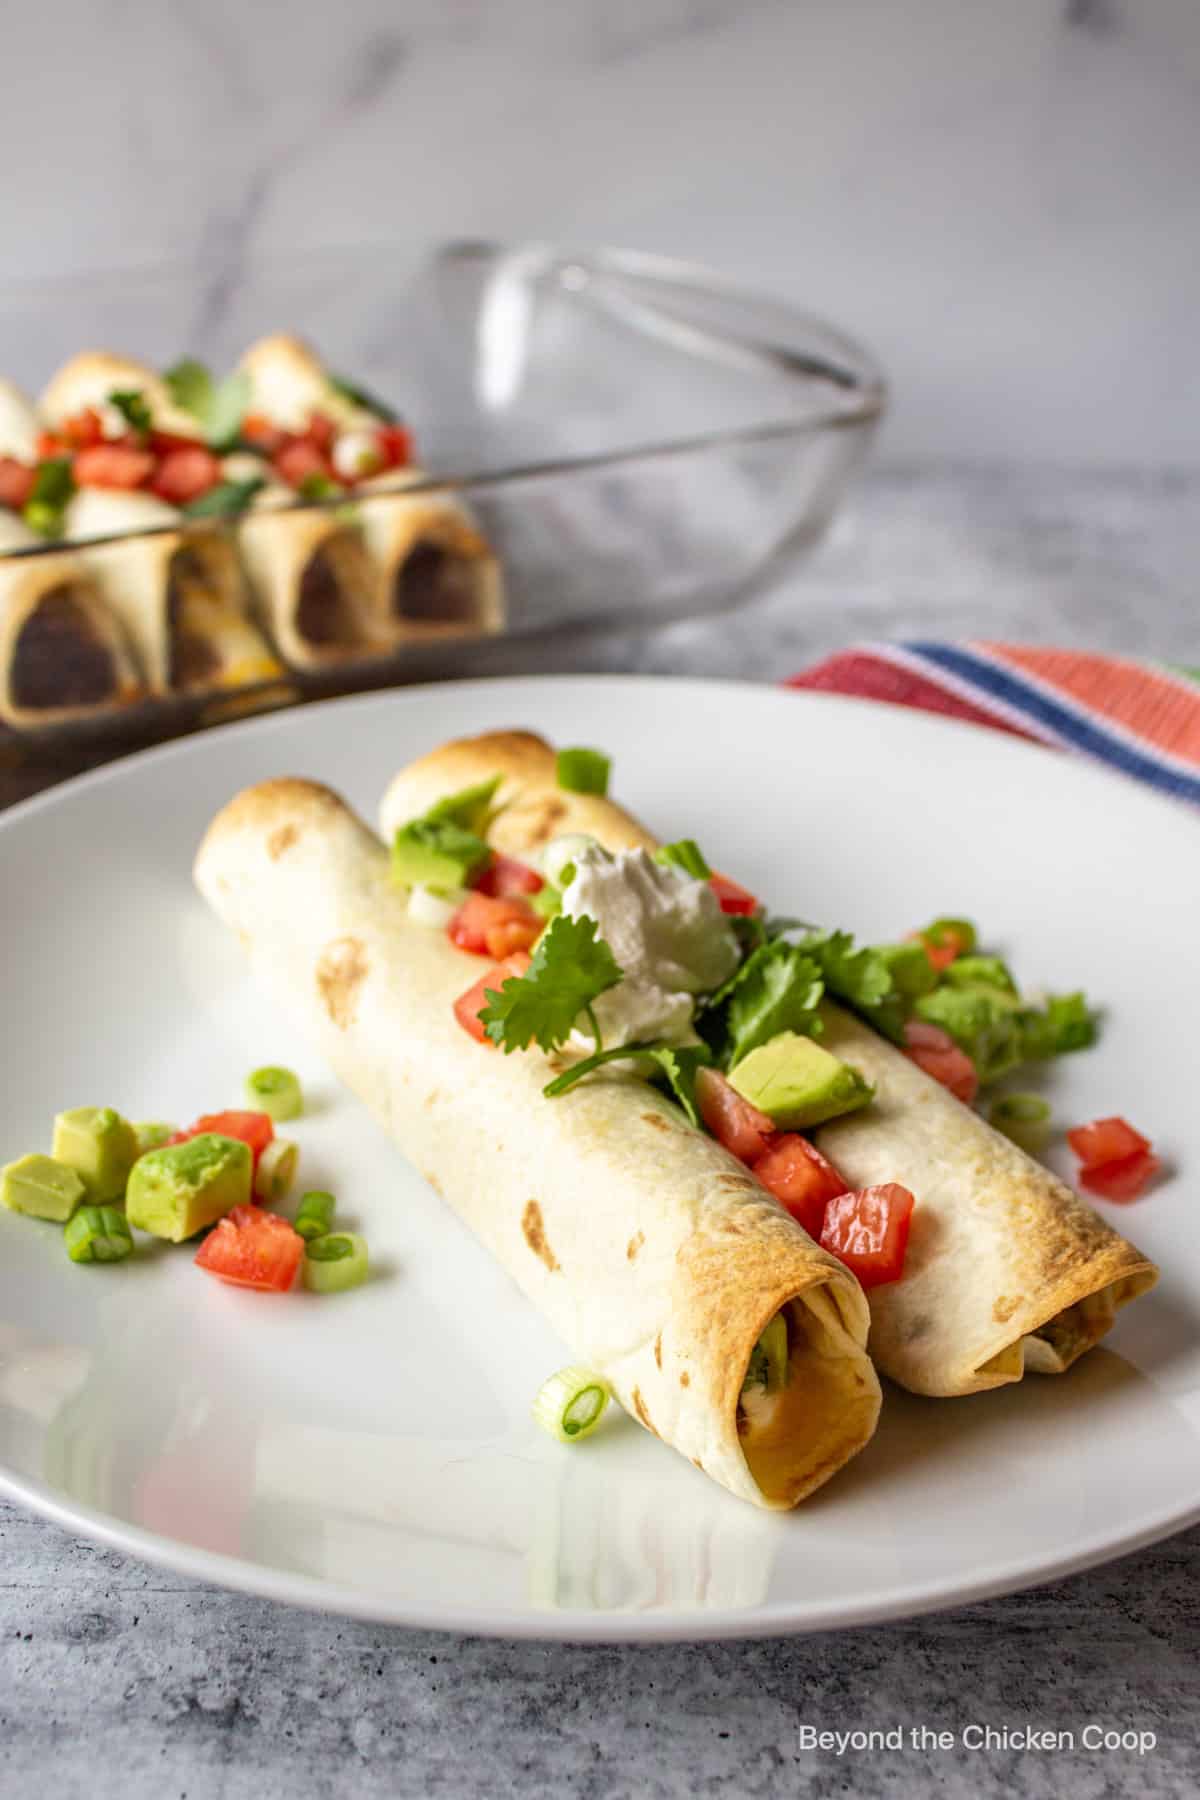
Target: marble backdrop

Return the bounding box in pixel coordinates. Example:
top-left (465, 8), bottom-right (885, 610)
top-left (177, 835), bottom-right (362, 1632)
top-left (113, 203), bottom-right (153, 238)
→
top-left (1, 0), bottom-right (1196, 462)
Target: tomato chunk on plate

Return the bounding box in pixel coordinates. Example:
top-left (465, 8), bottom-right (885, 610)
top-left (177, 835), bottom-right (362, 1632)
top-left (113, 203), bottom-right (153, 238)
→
top-left (195, 1204), bottom-right (303, 1292)
top-left (449, 889), bottom-right (542, 960)
top-left (820, 1183), bottom-right (916, 1288)
top-left (902, 1020), bottom-right (979, 1105)
top-left (169, 1110), bottom-right (275, 1174)
top-left (1066, 1116), bottom-right (1150, 1169)
top-left (695, 1067), bottom-right (775, 1164)
top-left (453, 952), bottom-right (532, 1044)
top-left (474, 854), bottom-right (544, 898)
top-left (751, 1133), bottom-right (848, 1238)
top-left (708, 872), bottom-right (758, 916)
top-left (1078, 1149), bottom-right (1161, 1203)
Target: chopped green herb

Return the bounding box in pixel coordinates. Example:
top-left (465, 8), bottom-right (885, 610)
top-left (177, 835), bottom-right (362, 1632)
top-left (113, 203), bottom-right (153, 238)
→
top-left (165, 360), bottom-right (250, 450)
top-left (1018, 991), bottom-right (1098, 1060)
top-left (642, 1044), bottom-right (714, 1127)
top-left (182, 477), bottom-right (265, 519)
top-left (943, 954), bottom-right (1018, 996)
top-left (480, 913), bottom-right (623, 1054)
top-left (295, 1190), bottom-right (336, 1242)
top-left (702, 940), bottom-right (825, 1068)
top-left (22, 457), bottom-right (75, 537)
top-left (873, 941), bottom-right (939, 1000)
top-left (302, 1231), bottom-right (370, 1293)
top-left (800, 930), bottom-right (905, 1041)
top-left (424, 776), bottom-right (502, 835)
top-left (555, 747), bottom-right (611, 796)
top-left (655, 839), bottom-right (712, 880)
top-left (914, 985), bottom-right (1022, 1083)
top-left (107, 389), bottom-right (153, 437)
top-left (64, 1205), bottom-right (134, 1265)
top-left (532, 1366), bottom-right (610, 1442)
top-left (328, 373), bottom-right (398, 423)
top-left (245, 1066), bottom-right (303, 1123)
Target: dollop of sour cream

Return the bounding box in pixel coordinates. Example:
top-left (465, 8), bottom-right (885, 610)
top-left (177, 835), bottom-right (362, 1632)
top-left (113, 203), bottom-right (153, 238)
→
top-left (560, 845), bottom-right (740, 1048)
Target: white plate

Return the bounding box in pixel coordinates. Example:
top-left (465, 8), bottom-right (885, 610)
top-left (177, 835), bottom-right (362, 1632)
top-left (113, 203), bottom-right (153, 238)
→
top-left (1, 676), bottom-right (1198, 1642)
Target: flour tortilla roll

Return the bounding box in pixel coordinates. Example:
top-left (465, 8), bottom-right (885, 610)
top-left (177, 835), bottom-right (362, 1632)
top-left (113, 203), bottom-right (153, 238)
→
top-left (196, 779), bottom-right (880, 1509)
top-left (236, 504), bottom-right (388, 669)
top-left (379, 731), bottom-right (1159, 1398)
top-left (0, 535), bottom-right (142, 726)
top-left (238, 333), bottom-right (374, 434)
top-left (357, 474), bottom-right (504, 641)
top-left (39, 350), bottom-right (198, 440)
top-left (63, 490), bottom-right (280, 695)
top-left (0, 379), bottom-right (42, 462)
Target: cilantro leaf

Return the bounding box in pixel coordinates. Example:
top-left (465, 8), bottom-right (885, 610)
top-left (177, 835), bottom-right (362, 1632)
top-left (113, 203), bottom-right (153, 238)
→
top-left (1019, 992), bottom-right (1098, 1060)
top-left (541, 1039), bottom-right (713, 1124)
top-left (942, 954), bottom-right (1017, 996)
top-left (481, 914), bottom-right (623, 1054)
top-left (914, 985), bottom-right (1023, 1084)
top-left (700, 940), bottom-right (824, 1067)
top-left (800, 929), bottom-right (906, 1042)
top-left (328, 373), bottom-right (398, 424)
top-left (107, 389), bottom-right (153, 436)
top-left (182, 477), bottom-right (264, 519)
top-left (643, 1044), bottom-right (714, 1126)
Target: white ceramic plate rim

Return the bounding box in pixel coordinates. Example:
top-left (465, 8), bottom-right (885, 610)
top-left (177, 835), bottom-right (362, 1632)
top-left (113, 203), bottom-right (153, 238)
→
top-left (1, 675), bottom-right (1197, 1643)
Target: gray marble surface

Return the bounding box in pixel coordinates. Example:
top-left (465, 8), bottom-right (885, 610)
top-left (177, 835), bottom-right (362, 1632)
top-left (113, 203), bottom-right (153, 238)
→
top-left (2, 461), bottom-right (1198, 1798)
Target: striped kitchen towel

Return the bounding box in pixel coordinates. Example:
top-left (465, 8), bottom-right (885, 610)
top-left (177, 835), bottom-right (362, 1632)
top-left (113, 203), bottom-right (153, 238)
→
top-left (787, 643), bottom-right (1200, 807)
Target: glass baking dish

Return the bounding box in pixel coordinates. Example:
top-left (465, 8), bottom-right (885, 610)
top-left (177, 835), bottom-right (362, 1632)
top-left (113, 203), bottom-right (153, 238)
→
top-left (0, 240), bottom-right (886, 760)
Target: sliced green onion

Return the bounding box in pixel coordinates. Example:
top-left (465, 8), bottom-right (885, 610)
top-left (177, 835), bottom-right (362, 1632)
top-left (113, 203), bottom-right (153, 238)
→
top-left (530, 882), bottom-right (562, 921)
top-left (655, 839), bottom-right (712, 880)
top-left (245, 1066), bottom-right (303, 1122)
top-left (532, 1366), bottom-right (611, 1443)
top-left (990, 1093), bottom-right (1052, 1154)
top-left (295, 1189), bottom-right (335, 1241)
top-left (541, 832), bottom-right (602, 889)
top-left (64, 1205), bottom-right (134, 1265)
top-left (408, 882), bottom-right (465, 930)
top-left (302, 1231), bottom-right (369, 1293)
top-left (255, 1137), bottom-right (298, 1202)
top-left (555, 748), bottom-right (611, 796)
top-left (132, 1120), bottom-right (176, 1156)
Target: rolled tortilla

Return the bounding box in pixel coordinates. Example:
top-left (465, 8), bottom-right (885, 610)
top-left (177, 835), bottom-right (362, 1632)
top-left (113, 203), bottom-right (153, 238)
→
top-left (0, 538), bottom-right (142, 727)
top-left (235, 504), bottom-right (389, 669)
top-left (63, 490), bottom-right (280, 695)
top-left (356, 476), bottom-right (504, 641)
top-left (380, 732), bottom-right (1160, 1398)
top-left (196, 778), bottom-right (881, 1509)
top-left (237, 333), bottom-right (374, 435)
top-left (0, 379), bottom-right (42, 463)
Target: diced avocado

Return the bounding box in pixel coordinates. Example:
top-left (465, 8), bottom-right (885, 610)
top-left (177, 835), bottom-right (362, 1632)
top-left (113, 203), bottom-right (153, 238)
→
top-left (728, 1031), bottom-right (874, 1129)
top-left (51, 1107), bottom-right (139, 1203)
top-left (1, 1153), bottom-right (85, 1222)
top-left (132, 1120), bottom-right (176, 1156)
top-left (390, 818), bottom-right (490, 890)
top-left (125, 1133), bottom-right (252, 1243)
top-left (874, 940), bottom-right (939, 999)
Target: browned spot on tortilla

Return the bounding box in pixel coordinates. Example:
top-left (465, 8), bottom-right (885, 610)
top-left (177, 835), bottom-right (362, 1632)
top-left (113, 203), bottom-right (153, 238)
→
top-left (993, 1294), bottom-right (1020, 1325)
top-left (654, 1333), bottom-right (662, 1369)
top-left (315, 936), bottom-right (368, 1030)
top-left (691, 1456), bottom-right (703, 1470)
top-left (626, 1230), bottom-right (644, 1262)
top-left (517, 794), bottom-right (568, 845)
top-left (679, 1371), bottom-right (690, 1388)
top-left (267, 822), bottom-right (299, 860)
top-left (521, 1200), bottom-right (559, 1272)
top-left (641, 1112), bottom-right (671, 1133)
top-left (631, 1387), bottom-right (656, 1435)
top-left (422, 1170), bottom-right (444, 1198)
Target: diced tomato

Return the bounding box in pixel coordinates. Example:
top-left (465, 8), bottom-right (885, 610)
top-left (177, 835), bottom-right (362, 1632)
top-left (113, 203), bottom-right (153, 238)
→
top-left (150, 428), bottom-right (206, 458)
top-left (36, 431), bottom-right (67, 459)
top-left (73, 443), bottom-right (155, 490)
top-left (474, 854), bottom-right (544, 898)
top-left (1078, 1149), bottom-right (1161, 1203)
top-left (901, 1020), bottom-right (978, 1104)
top-left (151, 446), bottom-right (222, 505)
top-left (708, 872), bottom-right (759, 916)
top-left (195, 1204), bottom-right (303, 1292)
top-left (241, 413), bottom-right (286, 456)
top-left (449, 889), bottom-right (542, 959)
top-left (376, 423), bottom-right (413, 469)
top-left (169, 1110), bottom-right (275, 1174)
top-left (695, 1067), bottom-right (775, 1164)
top-left (453, 952), bottom-right (532, 1044)
top-left (908, 923), bottom-right (972, 972)
top-left (0, 457), bottom-right (35, 510)
top-left (60, 407), bottom-right (106, 450)
top-left (1066, 1116), bottom-right (1151, 1170)
top-left (820, 1183), bottom-right (915, 1288)
top-left (751, 1133), bottom-right (849, 1237)
top-left (273, 438), bottom-right (335, 490)
top-left (303, 411), bottom-right (336, 452)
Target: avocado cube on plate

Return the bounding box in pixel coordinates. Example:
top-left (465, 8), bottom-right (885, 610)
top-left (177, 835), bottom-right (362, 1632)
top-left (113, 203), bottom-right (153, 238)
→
top-left (2, 1153), bottom-right (86, 1222)
top-left (126, 1134), bottom-right (252, 1243)
top-left (52, 1106), bottom-right (139, 1203)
